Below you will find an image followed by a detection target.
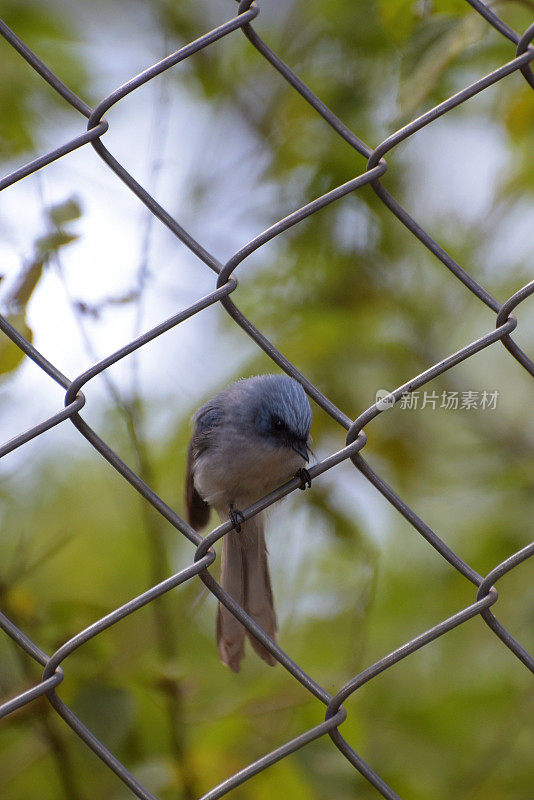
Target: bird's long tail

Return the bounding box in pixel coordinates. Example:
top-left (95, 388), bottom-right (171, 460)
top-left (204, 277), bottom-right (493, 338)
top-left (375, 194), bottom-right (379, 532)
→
top-left (216, 512), bottom-right (278, 673)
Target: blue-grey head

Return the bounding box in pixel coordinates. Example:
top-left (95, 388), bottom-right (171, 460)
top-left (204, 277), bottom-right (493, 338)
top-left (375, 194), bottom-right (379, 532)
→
top-left (236, 374), bottom-right (313, 461)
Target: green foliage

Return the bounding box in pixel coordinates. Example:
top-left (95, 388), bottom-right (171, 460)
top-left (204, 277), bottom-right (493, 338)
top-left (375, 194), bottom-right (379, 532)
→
top-left (0, 312), bottom-right (33, 377)
top-left (0, 3), bottom-right (88, 158)
top-left (0, 196), bottom-right (81, 381)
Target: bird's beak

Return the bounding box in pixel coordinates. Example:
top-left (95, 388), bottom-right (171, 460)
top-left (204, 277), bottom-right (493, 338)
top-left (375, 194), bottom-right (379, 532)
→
top-left (291, 439), bottom-right (310, 463)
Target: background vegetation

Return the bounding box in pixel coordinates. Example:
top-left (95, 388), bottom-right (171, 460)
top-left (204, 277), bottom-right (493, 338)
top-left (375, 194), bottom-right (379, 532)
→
top-left (0, 1), bottom-right (533, 798)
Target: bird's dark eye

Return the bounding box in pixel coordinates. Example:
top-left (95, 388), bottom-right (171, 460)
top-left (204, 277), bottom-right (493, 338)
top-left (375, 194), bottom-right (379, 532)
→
top-left (271, 415), bottom-right (285, 432)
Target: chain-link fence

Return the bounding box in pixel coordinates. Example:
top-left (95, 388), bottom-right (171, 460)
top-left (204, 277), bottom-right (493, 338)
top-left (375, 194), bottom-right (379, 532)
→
top-left (0, 1), bottom-right (533, 798)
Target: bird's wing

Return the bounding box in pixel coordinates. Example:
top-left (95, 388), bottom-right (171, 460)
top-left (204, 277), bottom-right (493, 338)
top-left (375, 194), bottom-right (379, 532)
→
top-left (185, 401), bottom-right (225, 530)
top-left (185, 438), bottom-right (211, 530)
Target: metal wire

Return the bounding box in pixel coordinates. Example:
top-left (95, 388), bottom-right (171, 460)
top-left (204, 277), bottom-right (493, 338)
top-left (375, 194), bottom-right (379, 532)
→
top-left (0, 2), bottom-right (533, 798)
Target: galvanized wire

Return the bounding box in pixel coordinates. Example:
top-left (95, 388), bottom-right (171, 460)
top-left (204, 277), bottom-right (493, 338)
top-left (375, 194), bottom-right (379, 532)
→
top-left (0, 2), bottom-right (533, 798)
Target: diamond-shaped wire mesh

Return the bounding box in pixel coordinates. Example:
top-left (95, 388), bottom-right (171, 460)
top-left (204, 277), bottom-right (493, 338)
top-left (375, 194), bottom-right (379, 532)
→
top-left (0, 2), bottom-right (533, 799)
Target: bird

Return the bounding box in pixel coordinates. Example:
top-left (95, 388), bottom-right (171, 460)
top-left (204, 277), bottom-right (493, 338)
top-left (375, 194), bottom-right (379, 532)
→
top-left (185, 374), bottom-right (312, 672)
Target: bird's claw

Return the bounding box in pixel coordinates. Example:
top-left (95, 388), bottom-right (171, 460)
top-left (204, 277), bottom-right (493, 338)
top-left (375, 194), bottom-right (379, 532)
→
top-left (296, 467), bottom-right (312, 490)
top-left (229, 504), bottom-right (245, 533)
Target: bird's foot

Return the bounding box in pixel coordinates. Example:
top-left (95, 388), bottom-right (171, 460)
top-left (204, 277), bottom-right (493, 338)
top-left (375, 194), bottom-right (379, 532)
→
top-left (295, 467), bottom-right (312, 490)
top-left (229, 503), bottom-right (245, 533)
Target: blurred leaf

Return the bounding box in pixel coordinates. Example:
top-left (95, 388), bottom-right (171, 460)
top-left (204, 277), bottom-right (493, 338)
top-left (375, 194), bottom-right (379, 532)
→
top-left (47, 197), bottom-right (83, 227)
top-left (0, 2), bottom-right (89, 159)
top-left (0, 313), bottom-right (33, 377)
top-left (35, 230), bottom-right (79, 254)
top-left (398, 14), bottom-right (485, 119)
top-left (71, 684), bottom-right (136, 750)
top-left (3, 257), bottom-right (44, 311)
top-left (3, 586), bottom-right (38, 620)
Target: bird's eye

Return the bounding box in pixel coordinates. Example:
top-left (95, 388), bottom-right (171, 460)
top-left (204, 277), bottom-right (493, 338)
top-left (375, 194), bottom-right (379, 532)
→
top-left (271, 415), bottom-right (285, 432)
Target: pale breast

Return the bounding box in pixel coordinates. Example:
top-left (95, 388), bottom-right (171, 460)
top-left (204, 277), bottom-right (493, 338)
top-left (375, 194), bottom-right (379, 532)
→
top-left (194, 438), bottom-right (304, 513)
